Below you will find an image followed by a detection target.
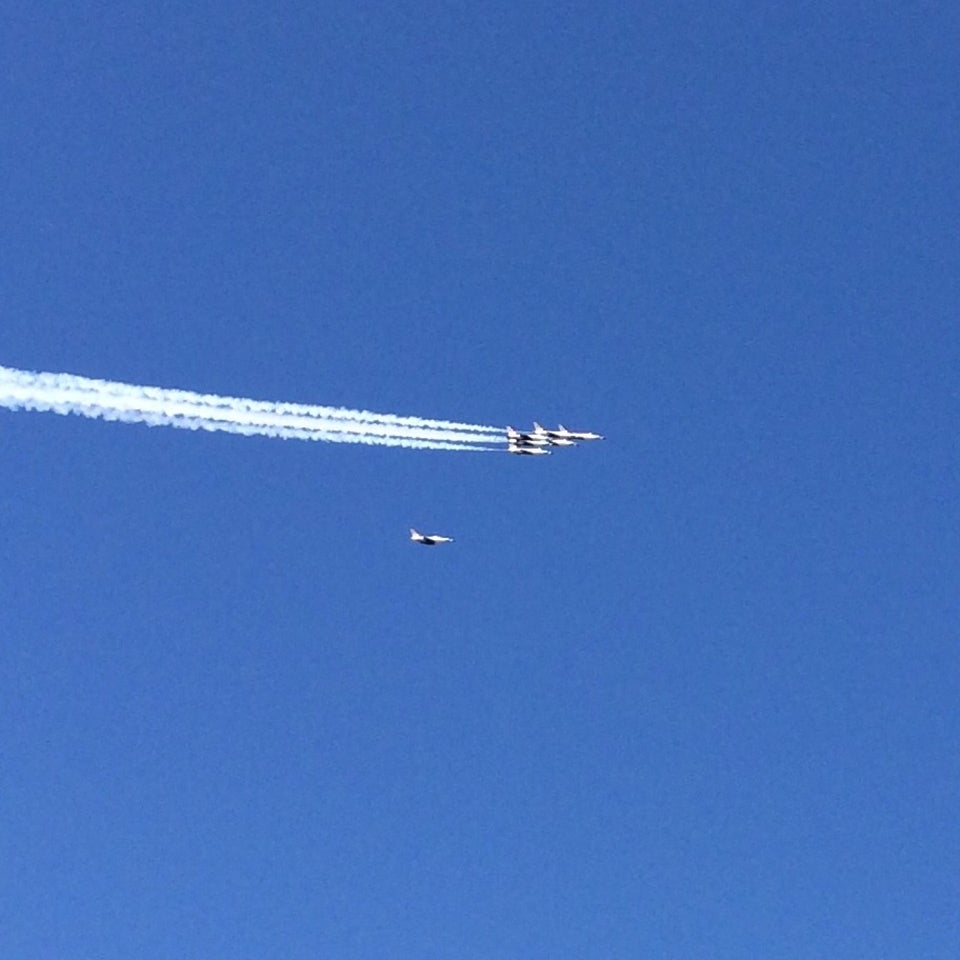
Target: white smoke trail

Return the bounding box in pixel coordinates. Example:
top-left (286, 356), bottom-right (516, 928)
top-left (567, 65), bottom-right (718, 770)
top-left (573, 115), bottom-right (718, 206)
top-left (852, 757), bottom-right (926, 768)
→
top-left (0, 365), bottom-right (503, 451)
top-left (3, 367), bottom-right (504, 435)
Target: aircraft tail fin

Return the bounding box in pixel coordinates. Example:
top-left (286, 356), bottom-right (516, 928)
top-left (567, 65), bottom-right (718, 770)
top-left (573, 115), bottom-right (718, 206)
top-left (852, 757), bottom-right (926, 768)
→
top-left (410, 528), bottom-right (420, 539)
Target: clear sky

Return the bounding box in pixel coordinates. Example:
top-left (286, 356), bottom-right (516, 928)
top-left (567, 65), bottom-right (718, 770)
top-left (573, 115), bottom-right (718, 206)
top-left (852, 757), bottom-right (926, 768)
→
top-left (2, 3), bottom-right (958, 957)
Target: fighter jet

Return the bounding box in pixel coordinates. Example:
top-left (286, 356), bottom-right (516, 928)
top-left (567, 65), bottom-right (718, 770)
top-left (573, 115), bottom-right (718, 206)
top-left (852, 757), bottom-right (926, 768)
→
top-left (537, 423), bottom-right (604, 442)
top-left (531, 422), bottom-right (576, 446)
top-left (506, 425), bottom-right (549, 447)
top-left (507, 441), bottom-right (551, 455)
top-left (410, 528), bottom-right (455, 545)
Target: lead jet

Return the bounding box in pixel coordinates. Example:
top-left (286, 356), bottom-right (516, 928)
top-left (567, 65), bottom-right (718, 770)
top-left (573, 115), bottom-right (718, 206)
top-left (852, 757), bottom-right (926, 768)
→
top-left (537, 423), bottom-right (605, 442)
top-left (410, 528), bottom-right (455, 545)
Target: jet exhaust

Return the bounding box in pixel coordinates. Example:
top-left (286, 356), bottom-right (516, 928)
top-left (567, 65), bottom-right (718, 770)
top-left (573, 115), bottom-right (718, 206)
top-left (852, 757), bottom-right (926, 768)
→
top-left (0, 365), bottom-right (501, 451)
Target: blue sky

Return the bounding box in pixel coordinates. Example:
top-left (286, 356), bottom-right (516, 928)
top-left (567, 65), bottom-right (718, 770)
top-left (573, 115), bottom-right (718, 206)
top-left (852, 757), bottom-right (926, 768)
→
top-left (2, 2), bottom-right (959, 957)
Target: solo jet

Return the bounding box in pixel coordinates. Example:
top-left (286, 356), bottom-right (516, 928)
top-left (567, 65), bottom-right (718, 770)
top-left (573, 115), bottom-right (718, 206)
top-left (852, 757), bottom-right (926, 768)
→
top-left (410, 528), bottom-right (455, 545)
top-left (536, 423), bottom-right (604, 442)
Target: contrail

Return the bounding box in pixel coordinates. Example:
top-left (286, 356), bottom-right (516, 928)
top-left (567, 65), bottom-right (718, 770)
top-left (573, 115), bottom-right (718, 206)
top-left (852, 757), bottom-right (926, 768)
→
top-left (0, 365), bottom-right (504, 451)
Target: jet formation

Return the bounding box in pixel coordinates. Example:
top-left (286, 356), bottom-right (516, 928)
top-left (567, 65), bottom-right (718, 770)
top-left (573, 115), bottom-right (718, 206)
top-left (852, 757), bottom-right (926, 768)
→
top-left (410, 422), bottom-right (603, 543)
top-left (506, 422), bottom-right (604, 455)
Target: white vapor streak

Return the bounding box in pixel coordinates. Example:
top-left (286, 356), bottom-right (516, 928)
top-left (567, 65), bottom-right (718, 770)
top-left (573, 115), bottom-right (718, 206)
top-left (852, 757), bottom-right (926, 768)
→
top-left (0, 366), bottom-right (502, 451)
top-left (3, 367), bottom-right (503, 435)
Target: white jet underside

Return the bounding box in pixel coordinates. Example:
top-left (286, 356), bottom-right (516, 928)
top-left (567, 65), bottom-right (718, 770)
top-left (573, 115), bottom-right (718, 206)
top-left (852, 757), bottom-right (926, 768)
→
top-left (507, 442), bottom-right (550, 455)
